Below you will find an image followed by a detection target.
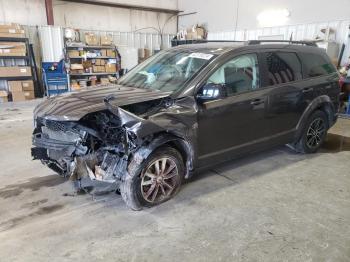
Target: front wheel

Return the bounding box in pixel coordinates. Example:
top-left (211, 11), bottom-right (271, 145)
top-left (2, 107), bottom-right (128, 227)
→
top-left (121, 146), bottom-right (184, 210)
top-left (293, 110), bottom-right (328, 153)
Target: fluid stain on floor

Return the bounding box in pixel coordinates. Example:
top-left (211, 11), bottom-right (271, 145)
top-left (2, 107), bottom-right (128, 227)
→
top-left (21, 199), bottom-right (48, 209)
top-left (322, 133), bottom-right (350, 152)
top-left (0, 175), bottom-right (66, 199)
top-left (0, 204), bottom-right (64, 232)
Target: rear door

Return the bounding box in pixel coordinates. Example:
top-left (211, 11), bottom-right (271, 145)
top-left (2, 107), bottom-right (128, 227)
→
top-left (259, 51), bottom-right (307, 141)
top-left (299, 52), bottom-right (339, 108)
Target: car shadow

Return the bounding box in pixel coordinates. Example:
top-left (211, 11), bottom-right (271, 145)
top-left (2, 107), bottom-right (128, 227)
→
top-left (163, 132), bottom-right (350, 210)
top-left (174, 146), bottom-right (307, 202)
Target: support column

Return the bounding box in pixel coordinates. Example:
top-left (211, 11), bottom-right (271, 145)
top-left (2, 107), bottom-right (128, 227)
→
top-left (45, 0), bottom-right (54, 25)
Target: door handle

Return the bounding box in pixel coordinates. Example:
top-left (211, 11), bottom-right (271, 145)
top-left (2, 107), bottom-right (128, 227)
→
top-left (302, 87), bottom-right (313, 93)
top-left (250, 98), bottom-right (264, 106)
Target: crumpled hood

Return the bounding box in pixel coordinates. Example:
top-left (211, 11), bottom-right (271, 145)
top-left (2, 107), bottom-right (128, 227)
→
top-left (34, 84), bottom-right (171, 121)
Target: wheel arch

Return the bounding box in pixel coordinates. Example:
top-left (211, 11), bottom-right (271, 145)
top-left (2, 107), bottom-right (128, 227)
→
top-left (129, 131), bottom-right (194, 179)
top-left (295, 95), bottom-right (336, 141)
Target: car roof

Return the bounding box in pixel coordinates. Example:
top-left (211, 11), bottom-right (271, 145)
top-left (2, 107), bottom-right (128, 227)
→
top-left (169, 42), bottom-right (324, 55)
top-left (169, 42), bottom-right (244, 55)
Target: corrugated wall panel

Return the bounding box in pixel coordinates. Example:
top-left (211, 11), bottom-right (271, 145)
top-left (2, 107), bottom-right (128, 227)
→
top-left (208, 19), bottom-right (350, 65)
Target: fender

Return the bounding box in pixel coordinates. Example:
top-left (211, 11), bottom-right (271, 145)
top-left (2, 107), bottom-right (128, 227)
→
top-left (295, 95), bottom-right (335, 140)
top-left (128, 133), bottom-right (194, 179)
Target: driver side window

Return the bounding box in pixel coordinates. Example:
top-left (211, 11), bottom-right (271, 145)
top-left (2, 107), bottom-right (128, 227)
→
top-left (207, 53), bottom-right (260, 96)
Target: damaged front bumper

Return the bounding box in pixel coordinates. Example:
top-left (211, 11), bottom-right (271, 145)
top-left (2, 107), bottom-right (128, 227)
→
top-left (31, 99), bottom-right (142, 187)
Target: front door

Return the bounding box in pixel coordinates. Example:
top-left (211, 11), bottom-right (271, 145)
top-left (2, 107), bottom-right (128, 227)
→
top-left (197, 53), bottom-right (274, 167)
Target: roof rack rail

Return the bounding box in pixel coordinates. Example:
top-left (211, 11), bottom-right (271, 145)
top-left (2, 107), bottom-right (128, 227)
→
top-left (247, 40), bottom-right (317, 47)
top-left (171, 39), bottom-right (244, 47)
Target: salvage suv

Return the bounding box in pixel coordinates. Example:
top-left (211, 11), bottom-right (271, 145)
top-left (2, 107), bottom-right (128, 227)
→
top-left (32, 40), bottom-right (340, 210)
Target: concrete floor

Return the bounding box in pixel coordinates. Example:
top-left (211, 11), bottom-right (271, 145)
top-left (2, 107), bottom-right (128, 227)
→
top-left (0, 100), bottom-right (349, 262)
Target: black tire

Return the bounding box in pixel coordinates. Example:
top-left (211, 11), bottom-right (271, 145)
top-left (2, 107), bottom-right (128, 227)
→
top-left (121, 146), bottom-right (184, 210)
top-left (293, 110), bottom-right (328, 153)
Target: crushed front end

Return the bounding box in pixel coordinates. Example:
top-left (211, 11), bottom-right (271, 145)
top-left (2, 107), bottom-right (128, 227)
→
top-left (31, 103), bottom-right (141, 189)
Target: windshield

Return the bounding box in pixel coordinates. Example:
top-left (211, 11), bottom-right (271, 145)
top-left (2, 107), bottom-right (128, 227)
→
top-left (118, 50), bottom-right (216, 92)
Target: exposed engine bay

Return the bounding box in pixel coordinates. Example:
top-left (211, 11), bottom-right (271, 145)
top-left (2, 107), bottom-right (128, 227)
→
top-left (31, 96), bottom-right (166, 190)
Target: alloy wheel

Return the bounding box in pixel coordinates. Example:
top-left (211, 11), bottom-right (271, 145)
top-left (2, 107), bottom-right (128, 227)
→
top-left (140, 157), bottom-right (180, 204)
top-left (306, 117), bottom-right (326, 149)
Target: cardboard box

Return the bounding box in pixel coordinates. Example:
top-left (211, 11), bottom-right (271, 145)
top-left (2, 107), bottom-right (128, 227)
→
top-left (0, 42), bottom-right (26, 49)
top-left (9, 80), bottom-right (34, 93)
top-left (85, 33), bottom-right (99, 46)
top-left (0, 28), bottom-right (24, 34)
top-left (105, 64), bottom-right (117, 73)
top-left (0, 33), bottom-right (25, 38)
top-left (93, 65), bottom-right (106, 73)
top-left (100, 49), bottom-right (107, 56)
top-left (100, 78), bottom-right (109, 84)
top-left (144, 48), bottom-right (151, 58)
top-left (186, 27), bottom-right (205, 40)
top-left (8, 81), bottom-right (22, 92)
top-left (90, 79), bottom-right (97, 86)
top-left (11, 91), bottom-right (25, 102)
top-left (0, 66), bottom-right (31, 77)
top-left (0, 50), bottom-right (26, 56)
top-left (70, 64), bottom-right (84, 70)
top-left (0, 90), bottom-right (8, 103)
top-left (0, 43), bottom-right (26, 56)
top-left (0, 24), bottom-right (25, 38)
top-left (95, 59), bottom-right (106, 66)
top-left (11, 90), bottom-right (34, 102)
top-left (23, 90), bottom-right (35, 99)
top-left (82, 60), bottom-right (92, 69)
top-left (71, 69), bottom-right (84, 74)
top-left (101, 35), bottom-right (113, 46)
top-left (0, 23), bottom-right (23, 30)
top-left (106, 49), bottom-right (116, 57)
top-left (68, 50), bottom-right (80, 57)
top-left (21, 80), bottom-right (34, 91)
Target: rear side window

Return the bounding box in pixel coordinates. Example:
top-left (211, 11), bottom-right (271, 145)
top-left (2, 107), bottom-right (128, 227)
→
top-left (302, 53), bottom-right (336, 78)
top-left (265, 52), bottom-right (302, 86)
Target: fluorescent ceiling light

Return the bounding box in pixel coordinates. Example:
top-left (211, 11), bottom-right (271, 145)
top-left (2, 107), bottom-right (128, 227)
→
top-left (257, 9), bottom-right (290, 27)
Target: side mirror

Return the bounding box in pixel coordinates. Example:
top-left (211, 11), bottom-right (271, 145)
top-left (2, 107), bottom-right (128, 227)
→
top-left (196, 83), bottom-right (227, 102)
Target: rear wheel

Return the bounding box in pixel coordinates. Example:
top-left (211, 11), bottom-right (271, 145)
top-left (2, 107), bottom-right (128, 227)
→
top-left (293, 110), bottom-right (328, 153)
top-left (121, 146), bottom-right (184, 210)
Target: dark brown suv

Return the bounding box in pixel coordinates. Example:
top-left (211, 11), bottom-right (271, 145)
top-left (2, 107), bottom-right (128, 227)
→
top-left (32, 41), bottom-right (340, 210)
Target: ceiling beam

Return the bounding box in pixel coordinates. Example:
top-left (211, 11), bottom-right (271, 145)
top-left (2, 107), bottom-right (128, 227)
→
top-left (59, 0), bottom-right (181, 14)
top-left (45, 0), bottom-right (55, 25)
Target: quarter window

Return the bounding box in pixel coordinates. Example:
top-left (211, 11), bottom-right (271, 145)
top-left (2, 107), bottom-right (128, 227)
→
top-left (302, 53), bottom-right (336, 78)
top-left (206, 54), bottom-right (259, 96)
top-left (265, 52), bottom-right (302, 86)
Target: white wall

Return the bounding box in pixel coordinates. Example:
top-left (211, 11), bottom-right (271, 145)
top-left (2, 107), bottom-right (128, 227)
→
top-left (87, 0), bottom-right (178, 10)
top-left (0, 0), bottom-right (47, 25)
top-left (53, 0), bottom-right (178, 34)
top-left (0, 0), bottom-right (178, 34)
top-left (178, 0), bottom-right (350, 31)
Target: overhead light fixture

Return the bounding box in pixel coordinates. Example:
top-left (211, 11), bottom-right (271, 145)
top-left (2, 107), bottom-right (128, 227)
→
top-left (257, 9), bottom-right (290, 27)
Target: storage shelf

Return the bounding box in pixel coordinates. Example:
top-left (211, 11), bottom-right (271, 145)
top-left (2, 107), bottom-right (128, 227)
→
top-left (69, 72), bottom-right (117, 76)
top-left (69, 56), bottom-right (116, 59)
top-left (65, 41), bottom-right (120, 89)
top-left (66, 45), bottom-right (116, 49)
top-left (0, 55), bottom-right (29, 60)
top-left (0, 76), bottom-right (33, 80)
top-left (0, 37), bottom-right (27, 42)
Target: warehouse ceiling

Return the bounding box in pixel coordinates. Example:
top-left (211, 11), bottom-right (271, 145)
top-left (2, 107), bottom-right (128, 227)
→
top-left (60, 0), bottom-right (181, 14)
